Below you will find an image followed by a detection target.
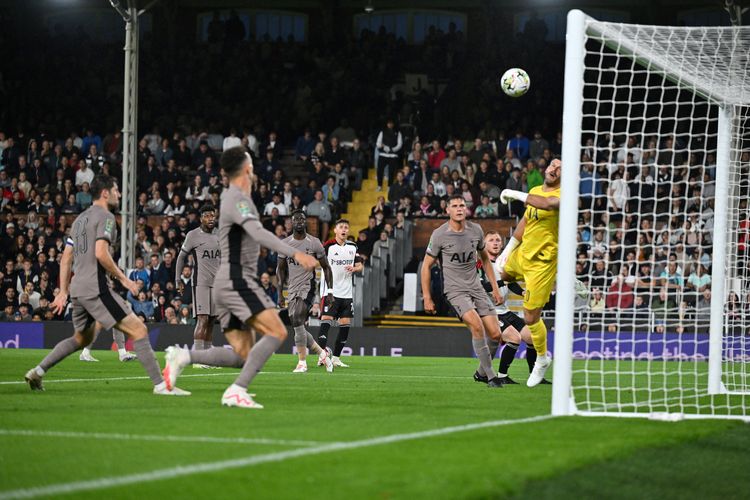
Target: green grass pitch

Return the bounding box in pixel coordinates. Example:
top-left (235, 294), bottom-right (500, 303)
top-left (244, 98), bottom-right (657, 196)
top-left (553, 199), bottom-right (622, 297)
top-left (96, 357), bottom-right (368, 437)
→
top-left (1, 349), bottom-right (749, 499)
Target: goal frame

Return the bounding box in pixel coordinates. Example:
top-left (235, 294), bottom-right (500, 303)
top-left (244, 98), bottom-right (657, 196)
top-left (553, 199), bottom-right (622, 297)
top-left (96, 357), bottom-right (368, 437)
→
top-left (553, 9), bottom-right (747, 420)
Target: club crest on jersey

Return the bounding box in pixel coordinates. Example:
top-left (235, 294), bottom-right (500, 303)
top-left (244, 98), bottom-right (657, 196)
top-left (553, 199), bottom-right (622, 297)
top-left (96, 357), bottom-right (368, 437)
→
top-left (236, 200), bottom-right (251, 218)
top-left (450, 250), bottom-right (475, 263)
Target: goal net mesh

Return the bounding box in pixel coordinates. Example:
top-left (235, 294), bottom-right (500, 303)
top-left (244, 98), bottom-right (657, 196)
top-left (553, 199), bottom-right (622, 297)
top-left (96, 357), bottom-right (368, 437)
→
top-left (569, 18), bottom-right (750, 419)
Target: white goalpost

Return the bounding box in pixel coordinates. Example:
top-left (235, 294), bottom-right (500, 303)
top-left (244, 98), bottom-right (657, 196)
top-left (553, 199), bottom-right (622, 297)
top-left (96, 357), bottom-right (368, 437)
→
top-left (554, 9), bottom-right (750, 420)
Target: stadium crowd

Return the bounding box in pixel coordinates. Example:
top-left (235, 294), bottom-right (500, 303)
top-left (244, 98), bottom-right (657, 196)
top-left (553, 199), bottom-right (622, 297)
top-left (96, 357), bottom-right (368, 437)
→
top-left (0, 7), bottom-right (740, 326)
top-left (0, 121), bottom-right (738, 325)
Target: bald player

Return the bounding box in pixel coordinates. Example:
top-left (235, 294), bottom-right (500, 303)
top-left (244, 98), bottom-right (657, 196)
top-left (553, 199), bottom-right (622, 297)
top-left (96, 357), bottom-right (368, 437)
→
top-left (277, 210), bottom-right (334, 373)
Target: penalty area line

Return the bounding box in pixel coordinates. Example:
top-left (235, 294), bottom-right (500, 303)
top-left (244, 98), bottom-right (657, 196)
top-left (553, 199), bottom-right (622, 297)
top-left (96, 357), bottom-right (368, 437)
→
top-left (0, 414), bottom-right (556, 500)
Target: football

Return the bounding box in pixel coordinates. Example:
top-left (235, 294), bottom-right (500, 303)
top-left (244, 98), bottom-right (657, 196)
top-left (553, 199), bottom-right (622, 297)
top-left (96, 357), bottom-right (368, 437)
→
top-left (500, 67), bottom-right (530, 97)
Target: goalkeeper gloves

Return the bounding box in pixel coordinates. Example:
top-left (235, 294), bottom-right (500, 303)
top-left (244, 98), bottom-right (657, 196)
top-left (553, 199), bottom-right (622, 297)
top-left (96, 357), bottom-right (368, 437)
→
top-left (500, 189), bottom-right (528, 205)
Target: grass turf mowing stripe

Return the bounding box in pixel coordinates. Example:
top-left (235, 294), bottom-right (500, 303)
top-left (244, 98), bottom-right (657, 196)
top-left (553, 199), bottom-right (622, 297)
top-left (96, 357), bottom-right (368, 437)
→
top-left (0, 370), bottom-right (475, 386)
top-left (0, 429), bottom-right (327, 447)
top-left (0, 414), bottom-right (555, 500)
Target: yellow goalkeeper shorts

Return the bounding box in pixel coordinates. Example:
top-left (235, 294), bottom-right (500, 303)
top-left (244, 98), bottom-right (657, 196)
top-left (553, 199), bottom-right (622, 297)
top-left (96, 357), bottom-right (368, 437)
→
top-left (503, 250), bottom-right (557, 310)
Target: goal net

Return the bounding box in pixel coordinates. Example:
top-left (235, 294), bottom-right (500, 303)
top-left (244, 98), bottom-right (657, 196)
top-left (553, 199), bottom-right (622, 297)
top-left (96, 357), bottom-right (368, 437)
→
top-left (554, 10), bottom-right (750, 421)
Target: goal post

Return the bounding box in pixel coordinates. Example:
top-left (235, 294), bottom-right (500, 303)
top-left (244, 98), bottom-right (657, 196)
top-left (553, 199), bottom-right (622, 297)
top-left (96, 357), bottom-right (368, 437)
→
top-left (554, 9), bottom-right (750, 421)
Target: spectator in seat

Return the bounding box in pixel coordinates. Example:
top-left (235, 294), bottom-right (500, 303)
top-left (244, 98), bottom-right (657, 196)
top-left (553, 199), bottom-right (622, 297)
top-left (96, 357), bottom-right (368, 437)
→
top-left (306, 190), bottom-right (332, 239)
top-left (145, 190), bottom-right (165, 215)
top-left (347, 138), bottom-right (367, 190)
top-left (185, 175), bottom-right (208, 201)
top-left (529, 130), bottom-right (549, 161)
top-left (258, 149), bottom-right (280, 183)
top-left (259, 272), bottom-right (278, 304)
top-left (264, 193), bottom-right (288, 216)
top-left (474, 195), bottom-right (497, 218)
top-left (321, 176), bottom-right (340, 205)
top-left (295, 128), bottom-right (315, 162)
top-left (606, 266), bottom-right (634, 309)
top-left (129, 257), bottom-right (151, 291)
top-left (651, 287), bottom-right (677, 312)
top-left (589, 288), bottom-right (605, 311)
top-left (387, 171), bottom-right (410, 207)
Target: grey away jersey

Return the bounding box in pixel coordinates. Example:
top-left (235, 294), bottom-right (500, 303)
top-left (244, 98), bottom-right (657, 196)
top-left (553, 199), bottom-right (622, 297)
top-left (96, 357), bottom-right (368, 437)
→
top-left (279, 234), bottom-right (325, 296)
top-left (180, 227), bottom-right (220, 286)
top-left (69, 204), bottom-right (117, 298)
top-left (215, 184), bottom-right (298, 286)
top-left (426, 221), bottom-right (485, 295)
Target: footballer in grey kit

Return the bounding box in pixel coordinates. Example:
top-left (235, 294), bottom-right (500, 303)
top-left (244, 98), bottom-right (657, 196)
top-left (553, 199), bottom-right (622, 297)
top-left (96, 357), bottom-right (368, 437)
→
top-left (421, 195), bottom-right (506, 388)
top-left (175, 204), bottom-right (220, 358)
top-left (277, 210), bottom-right (335, 373)
top-left (163, 147), bottom-right (317, 409)
top-left (25, 174), bottom-right (189, 396)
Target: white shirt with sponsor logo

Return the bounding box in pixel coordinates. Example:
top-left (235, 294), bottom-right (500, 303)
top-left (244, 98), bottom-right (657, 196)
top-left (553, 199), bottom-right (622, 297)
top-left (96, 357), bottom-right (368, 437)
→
top-left (320, 240), bottom-right (359, 299)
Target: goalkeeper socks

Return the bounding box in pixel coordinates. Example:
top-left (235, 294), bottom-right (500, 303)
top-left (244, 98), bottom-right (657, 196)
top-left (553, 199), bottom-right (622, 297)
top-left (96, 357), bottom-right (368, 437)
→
top-left (234, 335), bottom-right (282, 389)
top-left (528, 319), bottom-right (548, 357)
top-left (499, 342), bottom-right (519, 375)
top-left (472, 338), bottom-right (496, 380)
top-left (133, 337), bottom-right (164, 385)
top-left (39, 337), bottom-right (81, 372)
top-left (526, 344), bottom-right (537, 373)
top-left (190, 347), bottom-right (244, 368)
top-left (318, 320), bottom-right (332, 349)
top-left (333, 326), bottom-right (350, 357)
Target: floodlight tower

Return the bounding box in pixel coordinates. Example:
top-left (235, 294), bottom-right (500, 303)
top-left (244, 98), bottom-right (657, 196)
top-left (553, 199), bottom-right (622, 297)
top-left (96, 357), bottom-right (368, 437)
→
top-left (109, 0), bottom-right (157, 269)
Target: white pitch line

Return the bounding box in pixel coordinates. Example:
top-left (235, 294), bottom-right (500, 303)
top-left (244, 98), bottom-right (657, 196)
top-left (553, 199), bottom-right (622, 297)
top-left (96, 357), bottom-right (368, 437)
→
top-left (0, 414), bottom-right (555, 500)
top-left (0, 370), bottom-right (479, 386)
top-left (0, 429), bottom-right (327, 447)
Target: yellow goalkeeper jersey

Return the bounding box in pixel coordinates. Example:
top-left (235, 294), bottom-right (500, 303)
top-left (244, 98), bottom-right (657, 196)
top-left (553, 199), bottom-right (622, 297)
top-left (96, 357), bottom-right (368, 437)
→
top-left (519, 185), bottom-right (560, 263)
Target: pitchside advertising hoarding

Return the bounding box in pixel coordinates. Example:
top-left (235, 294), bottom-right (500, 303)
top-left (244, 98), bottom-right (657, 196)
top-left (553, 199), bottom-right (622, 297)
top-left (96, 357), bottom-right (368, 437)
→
top-left (0, 322), bottom-right (741, 361)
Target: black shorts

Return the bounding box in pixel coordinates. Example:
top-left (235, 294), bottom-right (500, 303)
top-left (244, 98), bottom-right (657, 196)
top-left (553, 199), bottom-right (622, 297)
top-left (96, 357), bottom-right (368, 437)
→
top-left (322, 297), bottom-right (353, 319)
top-left (498, 311), bottom-right (525, 333)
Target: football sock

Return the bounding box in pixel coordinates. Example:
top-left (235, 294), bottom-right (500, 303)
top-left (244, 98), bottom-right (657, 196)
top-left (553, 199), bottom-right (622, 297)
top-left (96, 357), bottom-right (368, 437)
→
top-left (477, 336), bottom-right (500, 377)
top-left (38, 337), bottom-right (81, 372)
top-left (306, 332), bottom-right (322, 355)
top-left (234, 335), bottom-right (282, 389)
top-left (318, 320), bottom-right (332, 349)
top-left (190, 347), bottom-right (244, 368)
top-left (133, 337), bottom-right (164, 385)
top-left (472, 338), bottom-right (496, 380)
top-left (498, 342), bottom-right (519, 376)
top-left (113, 329), bottom-right (126, 350)
top-left (193, 339), bottom-right (206, 350)
top-left (526, 343), bottom-right (537, 373)
top-left (528, 319), bottom-right (548, 357)
top-left (333, 326), bottom-right (350, 357)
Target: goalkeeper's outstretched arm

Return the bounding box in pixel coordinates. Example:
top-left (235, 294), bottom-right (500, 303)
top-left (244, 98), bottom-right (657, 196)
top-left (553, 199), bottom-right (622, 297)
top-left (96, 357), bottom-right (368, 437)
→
top-left (501, 190), bottom-right (560, 211)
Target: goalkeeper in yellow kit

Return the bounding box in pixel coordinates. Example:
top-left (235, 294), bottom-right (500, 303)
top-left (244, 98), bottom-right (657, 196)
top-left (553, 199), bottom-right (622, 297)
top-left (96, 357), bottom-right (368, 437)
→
top-left (497, 158), bottom-right (561, 387)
